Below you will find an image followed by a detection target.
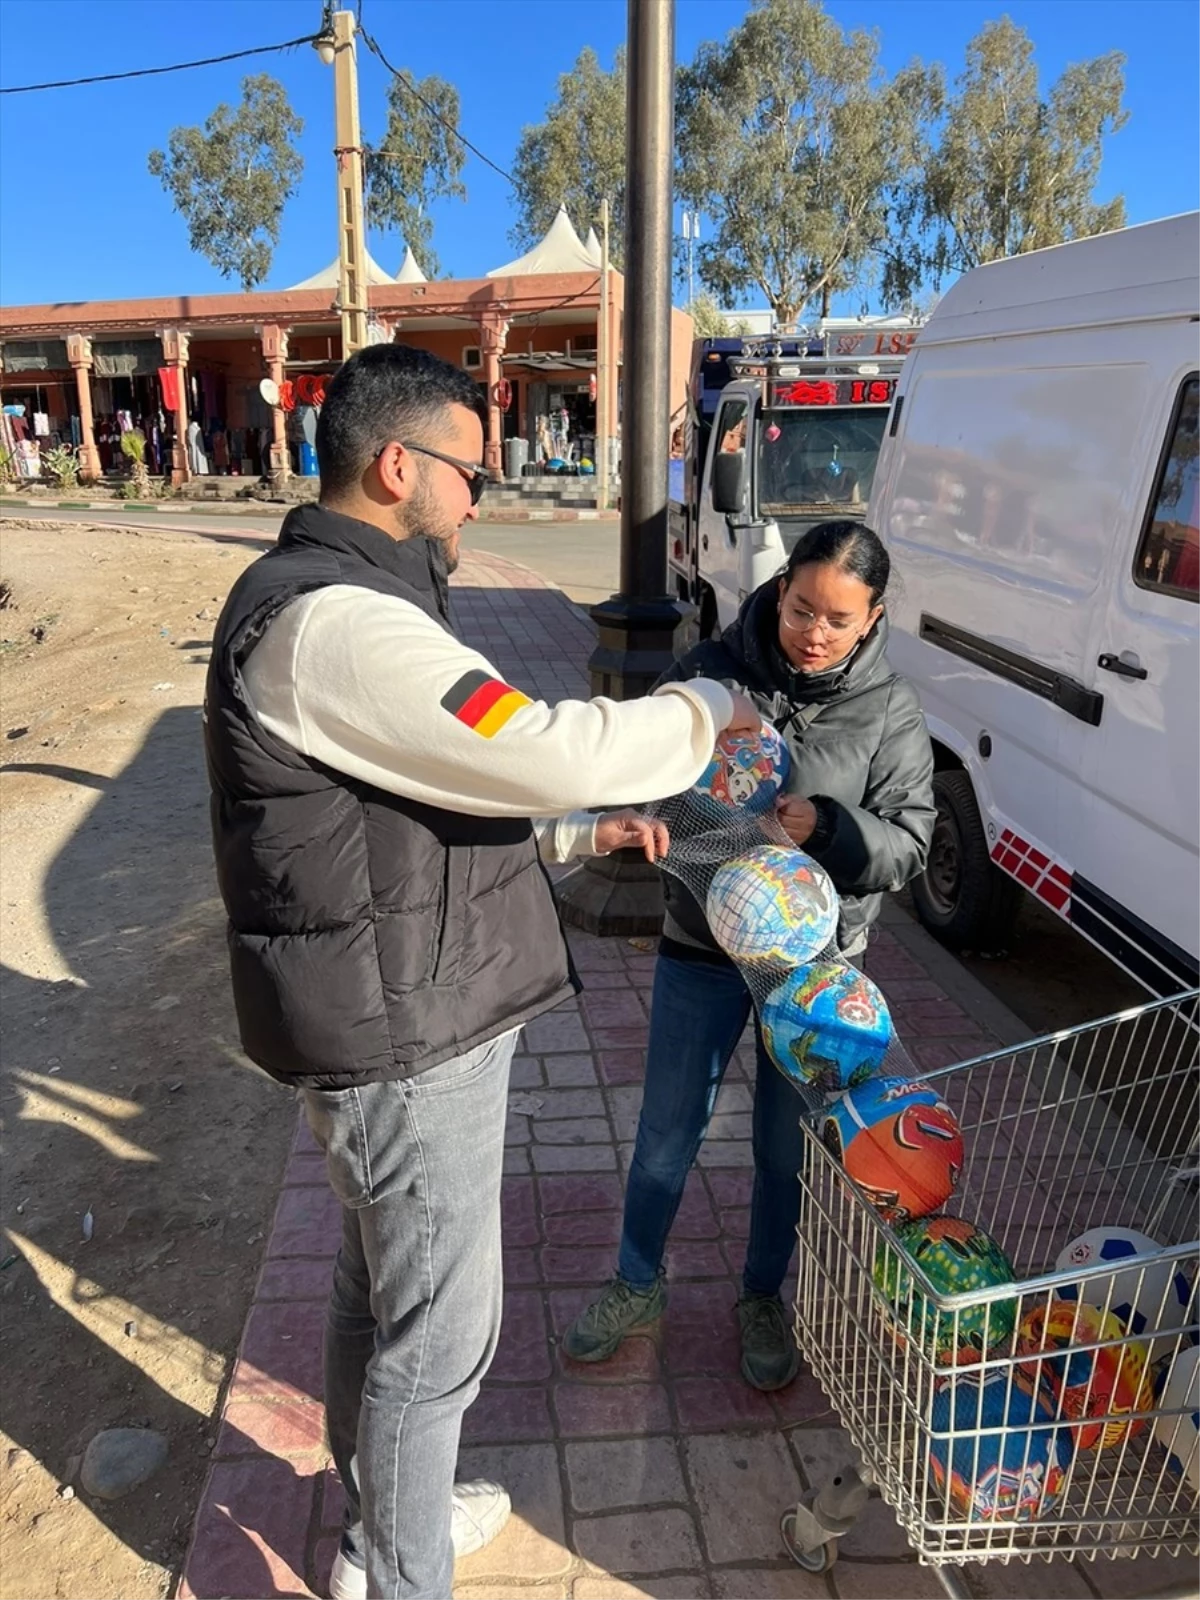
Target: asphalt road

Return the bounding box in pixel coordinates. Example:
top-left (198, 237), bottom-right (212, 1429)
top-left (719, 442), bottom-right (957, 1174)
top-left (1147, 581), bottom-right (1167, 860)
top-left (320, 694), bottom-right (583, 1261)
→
top-left (0, 502), bottom-right (622, 607)
top-left (1, 501), bottom-right (1148, 1040)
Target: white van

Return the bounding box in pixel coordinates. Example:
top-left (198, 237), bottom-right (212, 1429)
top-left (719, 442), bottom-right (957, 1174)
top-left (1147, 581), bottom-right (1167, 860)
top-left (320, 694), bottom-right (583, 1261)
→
top-left (869, 213), bottom-right (1199, 997)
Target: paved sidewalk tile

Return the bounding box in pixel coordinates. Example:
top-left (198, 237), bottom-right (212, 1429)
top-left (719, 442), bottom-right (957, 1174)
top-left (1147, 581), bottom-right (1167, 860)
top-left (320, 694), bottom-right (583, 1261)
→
top-left (565, 1438), bottom-right (687, 1514)
top-left (686, 1434), bottom-right (802, 1564)
top-left (572, 1507), bottom-right (703, 1574)
top-left (181, 551), bottom-right (1176, 1600)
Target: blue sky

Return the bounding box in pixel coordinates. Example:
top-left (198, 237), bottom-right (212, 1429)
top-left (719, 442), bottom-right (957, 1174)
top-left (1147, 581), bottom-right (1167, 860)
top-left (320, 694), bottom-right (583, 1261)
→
top-left (0, 0), bottom-right (1196, 310)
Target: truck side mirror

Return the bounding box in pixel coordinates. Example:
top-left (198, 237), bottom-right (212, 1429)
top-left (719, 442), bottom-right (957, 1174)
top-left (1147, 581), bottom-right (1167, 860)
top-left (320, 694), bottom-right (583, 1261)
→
top-left (712, 449), bottom-right (747, 515)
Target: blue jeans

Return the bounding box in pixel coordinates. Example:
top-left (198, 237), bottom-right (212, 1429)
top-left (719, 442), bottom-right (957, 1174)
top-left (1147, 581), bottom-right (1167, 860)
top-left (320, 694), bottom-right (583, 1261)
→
top-left (617, 952), bottom-right (811, 1298)
top-left (302, 1029), bottom-right (517, 1600)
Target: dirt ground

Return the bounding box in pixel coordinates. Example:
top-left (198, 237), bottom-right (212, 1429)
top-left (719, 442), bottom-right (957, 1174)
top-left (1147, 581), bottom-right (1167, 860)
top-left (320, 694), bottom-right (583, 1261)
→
top-left (0, 519), bottom-right (297, 1599)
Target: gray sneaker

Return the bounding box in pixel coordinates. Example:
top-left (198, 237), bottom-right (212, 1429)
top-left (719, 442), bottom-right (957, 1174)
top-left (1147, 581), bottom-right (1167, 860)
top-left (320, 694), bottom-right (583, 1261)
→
top-left (737, 1293), bottom-right (801, 1391)
top-left (562, 1273), bottom-right (667, 1362)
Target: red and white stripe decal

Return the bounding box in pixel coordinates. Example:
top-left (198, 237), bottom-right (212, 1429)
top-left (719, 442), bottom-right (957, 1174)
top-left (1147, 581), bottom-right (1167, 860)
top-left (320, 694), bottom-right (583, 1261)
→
top-left (990, 828), bottom-right (1073, 913)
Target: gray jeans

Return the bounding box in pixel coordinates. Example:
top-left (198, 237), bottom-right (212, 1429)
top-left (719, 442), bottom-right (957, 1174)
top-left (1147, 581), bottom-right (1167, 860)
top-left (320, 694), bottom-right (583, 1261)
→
top-left (302, 1029), bottom-right (518, 1599)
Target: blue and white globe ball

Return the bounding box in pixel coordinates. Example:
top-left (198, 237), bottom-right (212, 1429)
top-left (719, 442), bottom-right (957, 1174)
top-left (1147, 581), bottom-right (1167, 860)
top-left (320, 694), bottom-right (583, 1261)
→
top-left (1154, 1345), bottom-right (1199, 1494)
top-left (1055, 1228), bottom-right (1196, 1356)
top-left (760, 960), bottom-right (893, 1091)
top-left (705, 846), bottom-right (837, 966)
top-left (693, 721), bottom-right (790, 817)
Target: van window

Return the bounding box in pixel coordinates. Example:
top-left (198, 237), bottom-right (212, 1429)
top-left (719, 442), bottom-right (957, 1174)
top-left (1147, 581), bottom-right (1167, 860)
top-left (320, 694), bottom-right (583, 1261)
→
top-left (1135, 376), bottom-right (1199, 601)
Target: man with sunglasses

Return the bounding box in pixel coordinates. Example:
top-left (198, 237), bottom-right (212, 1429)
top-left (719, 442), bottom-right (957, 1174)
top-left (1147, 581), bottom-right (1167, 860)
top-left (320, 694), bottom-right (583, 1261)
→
top-left (204, 343), bottom-right (759, 1600)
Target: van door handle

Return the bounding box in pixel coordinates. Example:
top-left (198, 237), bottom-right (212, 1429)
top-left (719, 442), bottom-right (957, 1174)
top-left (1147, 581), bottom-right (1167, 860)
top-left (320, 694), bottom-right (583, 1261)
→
top-left (1097, 652), bottom-right (1148, 681)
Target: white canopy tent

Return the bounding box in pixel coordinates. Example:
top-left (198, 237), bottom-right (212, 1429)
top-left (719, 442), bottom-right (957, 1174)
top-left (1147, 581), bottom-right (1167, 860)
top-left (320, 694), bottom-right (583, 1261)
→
top-left (394, 246), bottom-right (428, 284)
top-left (285, 250), bottom-right (396, 291)
top-left (486, 207), bottom-right (597, 277)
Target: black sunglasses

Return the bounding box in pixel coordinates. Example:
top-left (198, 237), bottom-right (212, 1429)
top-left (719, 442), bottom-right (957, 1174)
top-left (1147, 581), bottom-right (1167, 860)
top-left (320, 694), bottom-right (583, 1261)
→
top-left (375, 440), bottom-right (487, 504)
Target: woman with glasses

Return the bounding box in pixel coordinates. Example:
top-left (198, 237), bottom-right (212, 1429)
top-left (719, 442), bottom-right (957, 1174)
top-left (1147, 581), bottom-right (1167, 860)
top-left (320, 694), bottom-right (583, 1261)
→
top-left (564, 520), bottom-right (935, 1391)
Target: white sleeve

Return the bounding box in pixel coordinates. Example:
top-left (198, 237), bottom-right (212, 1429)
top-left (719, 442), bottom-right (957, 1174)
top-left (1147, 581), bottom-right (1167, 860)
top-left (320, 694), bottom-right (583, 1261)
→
top-left (240, 585), bottom-right (733, 818)
top-left (532, 812), bottom-right (600, 864)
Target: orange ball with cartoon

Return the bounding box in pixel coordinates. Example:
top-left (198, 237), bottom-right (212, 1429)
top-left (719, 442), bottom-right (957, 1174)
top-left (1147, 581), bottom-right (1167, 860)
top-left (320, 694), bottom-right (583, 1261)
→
top-left (1017, 1298), bottom-right (1152, 1450)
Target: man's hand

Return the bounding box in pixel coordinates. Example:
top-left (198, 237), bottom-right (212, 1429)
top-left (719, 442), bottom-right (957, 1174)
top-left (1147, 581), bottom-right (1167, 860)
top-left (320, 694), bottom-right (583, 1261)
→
top-left (725, 691), bottom-right (761, 736)
top-left (775, 795), bottom-right (819, 848)
top-left (594, 809), bottom-right (670, 862)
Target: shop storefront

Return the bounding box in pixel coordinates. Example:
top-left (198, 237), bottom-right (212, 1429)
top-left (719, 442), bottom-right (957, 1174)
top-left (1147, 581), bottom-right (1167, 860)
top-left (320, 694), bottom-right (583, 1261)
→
top-left (1, 204), bottom-right (696, 490)
top-left (511, 356), bottom-right (600, 472)
top-left (1, 340), bottom-right (76, 477)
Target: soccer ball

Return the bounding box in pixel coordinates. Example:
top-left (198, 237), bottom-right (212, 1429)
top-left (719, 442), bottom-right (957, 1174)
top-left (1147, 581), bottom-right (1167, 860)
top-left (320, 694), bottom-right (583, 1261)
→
top-left (694, 723), bottom-right (790, 816)
top-left (1055, 1228), bottom-right (1195, 1356)
top-left (760, 960), bottom-right (892, 1092)
top-left (1017, 1298), bottom-right (1152, 1451)
top-left (874, 1215), bottom-right (1018, 1366)
top-left (705, 846), bottom-right (838, 966)
top-left (929, 1370), bottom-right (1070, 1523)
top-left (822, 1075), bottom-right (964, 1224)
top-left (1154, 1345), bottom-right (1199, 1495)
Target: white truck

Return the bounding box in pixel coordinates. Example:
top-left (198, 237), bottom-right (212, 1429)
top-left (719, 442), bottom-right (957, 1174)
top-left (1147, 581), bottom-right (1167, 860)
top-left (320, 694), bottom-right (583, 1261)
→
top-left (868, 213), bottom-right (1199, 996)
top-left (668, 319), bottom-right (921, 642)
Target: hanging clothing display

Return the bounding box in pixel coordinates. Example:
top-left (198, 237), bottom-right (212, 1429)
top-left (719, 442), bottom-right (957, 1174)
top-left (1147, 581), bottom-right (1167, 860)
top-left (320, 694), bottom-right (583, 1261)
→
top-left (186, 420), bottom-right (209, 475)
top-left (158, 366), bottom-right (182, 414)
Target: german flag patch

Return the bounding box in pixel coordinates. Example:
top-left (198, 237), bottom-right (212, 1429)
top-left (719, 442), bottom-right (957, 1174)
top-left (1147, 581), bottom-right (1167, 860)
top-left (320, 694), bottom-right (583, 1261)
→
top-left (441, 669), bottom-right (532, 738)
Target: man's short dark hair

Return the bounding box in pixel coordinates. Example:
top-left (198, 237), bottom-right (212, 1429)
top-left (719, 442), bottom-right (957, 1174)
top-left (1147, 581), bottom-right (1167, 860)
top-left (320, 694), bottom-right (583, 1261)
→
top-left (316, 344), bottom-right (488, 499)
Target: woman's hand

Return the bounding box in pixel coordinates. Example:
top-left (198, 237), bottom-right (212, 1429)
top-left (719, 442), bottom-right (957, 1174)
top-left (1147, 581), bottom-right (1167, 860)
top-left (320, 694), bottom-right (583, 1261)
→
top-left (593, 810), bottom-right (670, 862)
top-left (775, 795), bottom-right (818, 848)
top-left (725, 691), bottom-right (761, 736)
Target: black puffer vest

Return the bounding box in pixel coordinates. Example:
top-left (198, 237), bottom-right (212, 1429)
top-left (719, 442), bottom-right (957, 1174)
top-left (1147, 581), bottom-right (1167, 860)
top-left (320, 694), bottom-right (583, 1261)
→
top-left (204, 504), bottom-right (577, 1089)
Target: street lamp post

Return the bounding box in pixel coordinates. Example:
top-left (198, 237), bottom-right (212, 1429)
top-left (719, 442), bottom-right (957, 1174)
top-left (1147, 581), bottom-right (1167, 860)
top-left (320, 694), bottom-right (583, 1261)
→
top-left (596, 196), bottom-right (612, 514)
top-left (315, 9), bottom-right (369, 361)
top-left (557, 0), bottom-right (686, 937)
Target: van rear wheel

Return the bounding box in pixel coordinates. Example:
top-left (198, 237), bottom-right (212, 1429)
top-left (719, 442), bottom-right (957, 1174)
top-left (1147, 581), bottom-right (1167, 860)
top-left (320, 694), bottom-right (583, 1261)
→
top-left (911, 771), bottom-right (1022, 954)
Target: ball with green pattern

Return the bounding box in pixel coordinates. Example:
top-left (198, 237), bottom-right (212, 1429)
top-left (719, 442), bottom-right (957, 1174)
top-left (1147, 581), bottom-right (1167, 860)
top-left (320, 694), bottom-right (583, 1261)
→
top-left (873, 1215), bottom-right (1019, 1366)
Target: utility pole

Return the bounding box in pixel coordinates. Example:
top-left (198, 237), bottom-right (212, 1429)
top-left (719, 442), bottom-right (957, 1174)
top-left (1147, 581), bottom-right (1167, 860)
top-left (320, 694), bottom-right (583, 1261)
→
top-left (596, 196), bottom-right (611, 513)
top-left (557, 0), bottom-right (683, 936)
top-left (316, 9), bottom-right (369, 360)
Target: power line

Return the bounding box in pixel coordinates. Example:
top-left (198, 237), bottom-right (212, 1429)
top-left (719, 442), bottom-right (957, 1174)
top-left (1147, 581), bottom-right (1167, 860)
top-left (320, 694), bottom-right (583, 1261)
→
top-left (358, 27), bottom-right (515, 187)
top-left (1, 19), bottom-right (519, 197)
top-left (0, 36), bottom-right (319, 96)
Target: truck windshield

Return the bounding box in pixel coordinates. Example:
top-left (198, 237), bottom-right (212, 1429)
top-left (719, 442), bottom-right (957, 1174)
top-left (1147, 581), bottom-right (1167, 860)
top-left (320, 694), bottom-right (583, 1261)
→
top-left (756, 407), bottom-right (888, 515)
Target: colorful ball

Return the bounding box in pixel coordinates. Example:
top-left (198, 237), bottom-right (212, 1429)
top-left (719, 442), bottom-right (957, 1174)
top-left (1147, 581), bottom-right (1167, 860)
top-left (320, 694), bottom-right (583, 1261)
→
top-left (1055, 1228), bottom-right (1195, 1357)
top-left (1017, 1298), bottom-right (1152, 1451)
top-left (822, 1076), bottom-right (964, 1224)
top-left (760, 960), bottom-right (893, 1091)
top-left (874, 1215), bottom-right (1018, 1365)
top-left (1154, 1345), bottom-right (1199, 1494)
top-left (693, 723), bottom-right (790, 816)
top-left (929, 1370), bottom-right (1070, 1523)
top-left (705, 846), bottom-right (837, 966)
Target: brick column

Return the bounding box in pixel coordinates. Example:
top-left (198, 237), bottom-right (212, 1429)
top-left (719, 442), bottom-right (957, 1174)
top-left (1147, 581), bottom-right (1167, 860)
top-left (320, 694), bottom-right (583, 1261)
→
top-left (158, 328), bottom-right (191, 486)
top-left (65, 335), bottom-right (103, 482)
top-left (259, 324), bottom-right (291, 485)
top-left (479, 314), bottom-right (509, 479)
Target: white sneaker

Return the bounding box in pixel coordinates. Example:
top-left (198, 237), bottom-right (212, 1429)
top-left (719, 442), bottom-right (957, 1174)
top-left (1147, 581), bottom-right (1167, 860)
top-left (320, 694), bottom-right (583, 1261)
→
top-left (326, 1480), bottom-right (512, 1598)
top-left (328, 1546), bottom-right (368, 1600)
top-left (450, 1478), bottom-right (512, 1557)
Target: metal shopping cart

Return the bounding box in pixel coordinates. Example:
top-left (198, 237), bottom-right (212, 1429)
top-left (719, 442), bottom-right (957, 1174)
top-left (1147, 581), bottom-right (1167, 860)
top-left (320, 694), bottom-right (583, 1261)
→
top-left (780, 991), bottom-right (1200, 1597)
